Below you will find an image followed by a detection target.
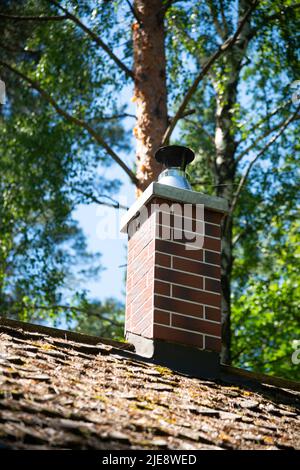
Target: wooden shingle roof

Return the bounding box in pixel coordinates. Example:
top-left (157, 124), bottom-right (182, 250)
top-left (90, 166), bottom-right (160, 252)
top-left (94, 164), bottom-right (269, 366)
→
top-left (0, 319), bottom-right (299, 450)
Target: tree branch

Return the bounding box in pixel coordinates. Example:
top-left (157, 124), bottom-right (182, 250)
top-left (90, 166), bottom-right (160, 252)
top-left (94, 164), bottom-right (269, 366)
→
top-left (167, 108), bottom-right (196, 125)
top-left (0, 12), bottom-right (67, 21)
top-left (230, 105), bottom-right (300, 215)
top-left (73, 188), bottom-right (129, 211)
top-left (161, 0), bottom-right (259, 145)
top-left (93, 113), bottom-right (136, 122)
top-left (48, 0), bottom-right (134, 80)
top-left (245, 3), bottom-right (300, 43)
top-left (175, 108), bottom-right (196, 119)
top-left (0, 59), bottom-right (138, 185)
top-left (263, 3), bottom-right (300, 22)
top-left (232, 226), bottom-right (249, 247)
top-left (236, 99), bottom-right (291, 147)
top-left (28, 304), bottom-right (123, 327)
top-left (124, 0), bottom-right (142, 26)
top-left (0, 43), bottom-right (40, 56)
top-left (183, 117), bottom-right (214, 143)
top-left (206, 0), bottom-right (227, 40)
top-left (235, 109), bottom-right (298, 164)
top-left (258, 353), bottom-right (294, 367)
top-left (219, 0), bottom-right (229, 37)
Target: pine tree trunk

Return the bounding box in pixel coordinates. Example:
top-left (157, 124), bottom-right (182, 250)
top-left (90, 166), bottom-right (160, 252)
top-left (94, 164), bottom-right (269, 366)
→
top-left (132, 0), bottom-right (168, 194)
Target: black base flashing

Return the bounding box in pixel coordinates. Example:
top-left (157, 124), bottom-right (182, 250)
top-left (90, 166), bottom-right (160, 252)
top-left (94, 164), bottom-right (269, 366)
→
top-left (126, 332), bottom-right (220, 380)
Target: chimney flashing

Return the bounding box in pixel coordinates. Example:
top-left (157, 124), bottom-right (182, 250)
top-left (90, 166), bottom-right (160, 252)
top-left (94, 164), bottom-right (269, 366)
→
top-left (120, 181), bottom-right (228, 233)
top-left (127, 332), bottom-right (220, 379)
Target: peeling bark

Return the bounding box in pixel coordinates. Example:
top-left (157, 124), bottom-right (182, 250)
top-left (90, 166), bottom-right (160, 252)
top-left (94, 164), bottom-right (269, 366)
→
top-left (132, 0), bottom-right (168, 194)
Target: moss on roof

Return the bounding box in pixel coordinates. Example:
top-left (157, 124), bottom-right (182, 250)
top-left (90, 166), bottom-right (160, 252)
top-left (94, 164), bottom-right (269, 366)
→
top-left (0, 321), bottom-right (299, 450)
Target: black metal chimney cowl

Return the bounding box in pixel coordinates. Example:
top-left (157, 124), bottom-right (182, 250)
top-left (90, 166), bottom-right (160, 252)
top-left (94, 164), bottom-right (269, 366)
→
top-left (155, 145), bottom-right (195, 190)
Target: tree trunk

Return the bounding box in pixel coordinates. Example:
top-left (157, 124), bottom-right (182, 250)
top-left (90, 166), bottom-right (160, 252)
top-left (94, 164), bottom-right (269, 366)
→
top-left (212, 0), bottom-right (253, 364)
top-left (213, 74), bottom-right (237, 365)
top-left (132, 0), bottom-right (168, 194)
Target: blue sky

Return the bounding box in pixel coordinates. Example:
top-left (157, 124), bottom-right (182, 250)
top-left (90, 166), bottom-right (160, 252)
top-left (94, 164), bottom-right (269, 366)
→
top-left (73, 83), bottom-right (136, 305)
top-left (73, 164), bottom-right (135, 304)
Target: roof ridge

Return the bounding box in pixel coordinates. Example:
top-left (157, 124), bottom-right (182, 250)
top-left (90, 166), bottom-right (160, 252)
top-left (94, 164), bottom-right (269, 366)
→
top-left (0, 316), bottom-right (134, 351)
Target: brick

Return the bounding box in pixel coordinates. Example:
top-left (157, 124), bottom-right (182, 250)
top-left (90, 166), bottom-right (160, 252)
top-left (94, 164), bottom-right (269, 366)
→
top-left (170, 228), bottom-right (205, 248)
top-left (127, 245), bottom-right (149, 277)
top-left (153, 324), bottom-right (204, 349)
top-left (156, 212), bottom-right (205, 237)
top-left (126, 196), bottom-right (224, 351)
top-left (132, 235), bottom-right (152, 259)
top-left (172, 314), bottom-right (221, 336)
top-left (155, 252), bottom-right (171, 268)
top-left (129, 216), bottom-right (155, 250)
top-left (173, 214), bottom-right (204, 233)
top-left (204, 250), bottom-right (221, 265)
top-left (126, 275), bottom-right (132, 291)
top-left (173, 284), bottom-right (221, 307)
top-left (127, 275), bottom-right (147, 303)
top-left (154, 309), bottom-right (170, 325)
top-left (131, 285), bottom-right (153, 314)
top-left (147, 239), bottom-right (155, 257)
top-left (205, 223), bottom-right (221, 238)
top-left (130, 254), bottom-right (154, 286)
top-left (131, 301), bottom-right (152, 327)
top-left (155, 266), bottom-right (203, 290)
top-left (127, 208), bottom-right (154, 239)
top-left (154, 295), bottom-right (203, 318)
top-left (173, 256), bottom-right (220, 279)
top-left (133, 310), bottom-right (152, 336)
top-left (205, 306), bottom-right (221, 322)
top-left (155, 239), bottom-right (203, 262)
top-left (125, 303), bottom-right (132, 331)
top-left (140, 322), bottom-right (153, 339)
top-left (204, 209), bottom-right (223, 225)
top-left (156, 217), bottom-right (204, 234)
top-left (154, 280), bottom-right (170, 296)
top-left (146, 268), bottom-right (155, 287)
top-left (156, 223), bottom-right (173, 241)
top-left (205, 335), bottom-right (221, 352)
top-left (152, 198), bottom-right (206, 223)
top-left (203, 236), bottom-right (221, 252)
top-left (205, 277), bottom-right (221, 294)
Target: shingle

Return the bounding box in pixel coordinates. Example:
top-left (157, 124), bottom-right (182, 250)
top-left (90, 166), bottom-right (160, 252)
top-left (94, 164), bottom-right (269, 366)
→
top-left (0, 320), bottom-right (299, 450)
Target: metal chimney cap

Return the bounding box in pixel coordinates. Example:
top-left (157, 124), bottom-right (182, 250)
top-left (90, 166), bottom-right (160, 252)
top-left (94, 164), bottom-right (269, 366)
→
top-left (155, 145), bottom-right (195, 171)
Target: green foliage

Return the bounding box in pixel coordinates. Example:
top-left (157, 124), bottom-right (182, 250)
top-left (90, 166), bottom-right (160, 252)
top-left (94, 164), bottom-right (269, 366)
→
top-left (73, 295), bottom-right (124, 340)
top-left (0, 0), bottom-right (129, 333)
top-left (170, 0), bottom-right (300, 379)
top-left (0, 0), bottom-right (299, 380)
top-left (232, 220), bottom-right (300, 380)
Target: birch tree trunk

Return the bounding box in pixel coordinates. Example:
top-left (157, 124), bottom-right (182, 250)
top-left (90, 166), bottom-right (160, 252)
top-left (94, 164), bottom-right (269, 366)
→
top-left (212, 0), bottom-right (253, 364)
top-left (132, 0), bottom-right (168, 194)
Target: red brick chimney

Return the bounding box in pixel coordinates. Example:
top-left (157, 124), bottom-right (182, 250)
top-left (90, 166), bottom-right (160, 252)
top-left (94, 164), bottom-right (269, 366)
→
top-left (121, 147), bottom-right (228, 378)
